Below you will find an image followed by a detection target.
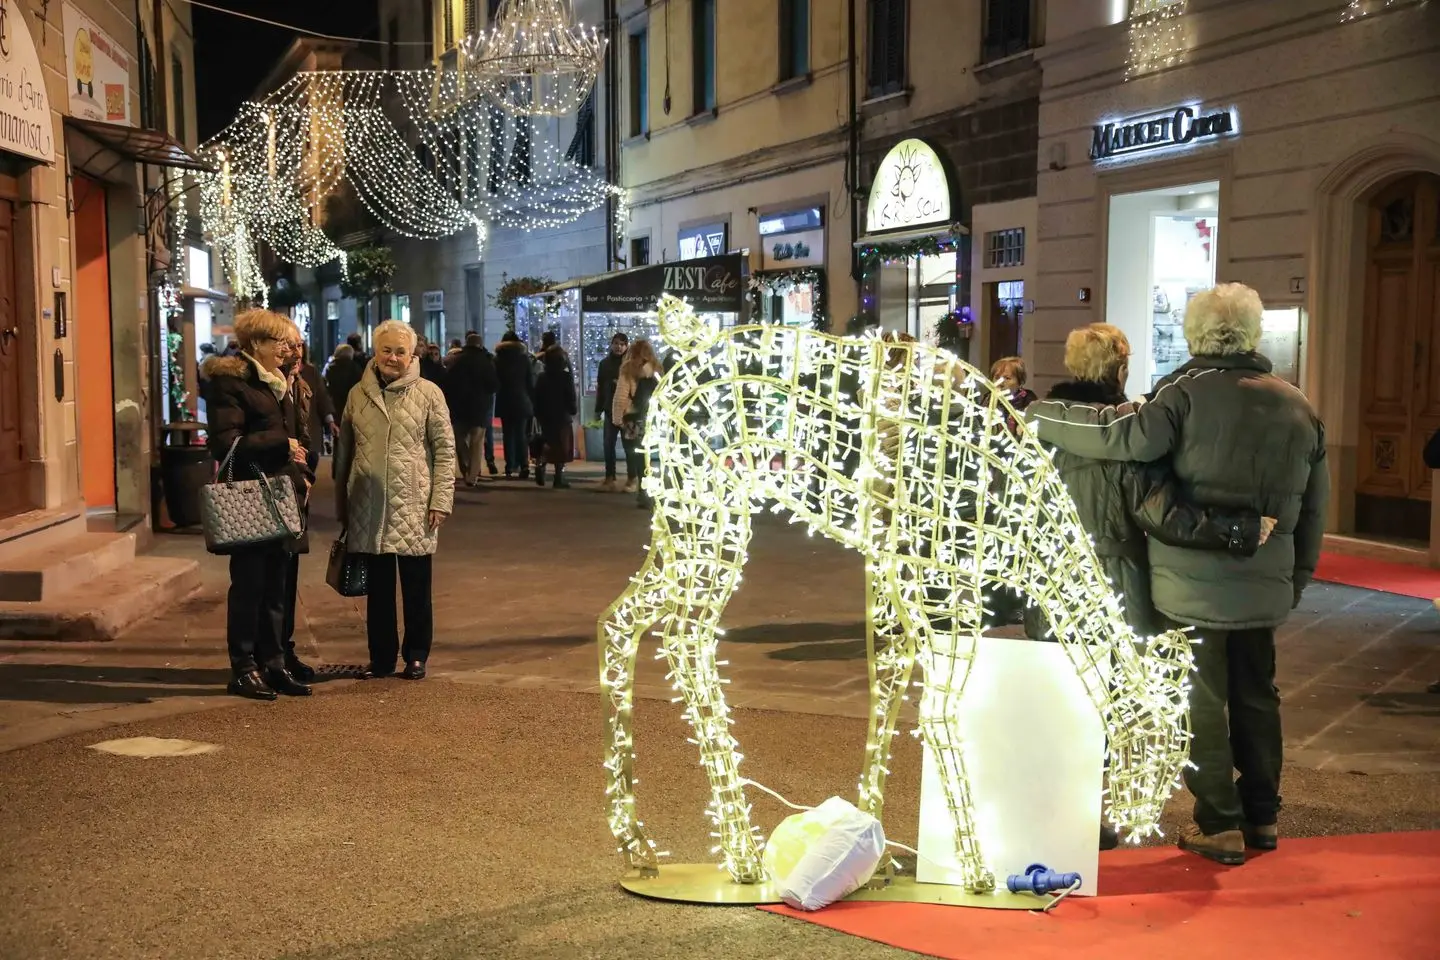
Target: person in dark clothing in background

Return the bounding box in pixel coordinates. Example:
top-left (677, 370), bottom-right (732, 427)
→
top-left (296, 343), bottom-right (334, 467)
top-left (445, 333), bottom-right (500, 485)
top-left (595, 332), bottom-right (629, 492)
top-left (533, 342), bottom-right (578, 489)
top-left (276, 325), bottom-right (320, 683)
top-left (420, 343), bottom-right (446, 383)
top-left (345, 332), bottom-right (367, 368)
top-left (494, 331), bottom-right (535, 479)
top-left (323, 343), bottom-right (364, 454)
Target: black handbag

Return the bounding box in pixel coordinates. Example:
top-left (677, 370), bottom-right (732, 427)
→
top-left (326, 532), bottom-right (367, 597)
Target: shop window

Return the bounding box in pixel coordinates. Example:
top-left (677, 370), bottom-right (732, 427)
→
top-left (393, 294), bottom-right (411, 326)
top-left (628, 30), bottom-right (649, 136)
top-left (566, 92), bottom-right (596, 167)
top-left (866, 0), bottom-right (906, 97)
top-left (984, 228), bottom-right (1025, 268)
top-left (779, 0), bottom-right (810, 81)
top-left (986, 280), bottom-right (1024, 366)
top-left (679, 222), bottom-right (727, 260)
top-left (692, 0), bottom-right (717, 114)
top-left (981, 0), bottom-right (1033, 62)
top-left (631, 236), bottom-right (651, 267)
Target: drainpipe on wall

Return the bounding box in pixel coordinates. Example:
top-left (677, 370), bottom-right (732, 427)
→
top-left (847, 0), bottom-right (860, 292)
top-left (603, 0), bottom-right (619, 271)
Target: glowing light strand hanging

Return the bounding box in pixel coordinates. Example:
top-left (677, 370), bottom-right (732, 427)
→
top-left (457, 0), bottom-right (606, 117)
top-left (1126, 0), bottom-right (1188, 80)
top-left (599, 296), bottom-right (1195, 893)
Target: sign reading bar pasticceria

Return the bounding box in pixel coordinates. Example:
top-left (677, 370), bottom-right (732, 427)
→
top-left (1090, 106), bottom-right (1236, 162)
top-left (582, 254), bottom-right (744, 314)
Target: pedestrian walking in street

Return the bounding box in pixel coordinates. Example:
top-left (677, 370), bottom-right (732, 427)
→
top-left (533, 340), bottom-right (578, 489)
top-left (346, 332), bottom-right (367, 368)
top-left (333, 320), bottom-right (457, 681)
top-left (445, 333), bottom-right (499, 486)
top-left (596, 332), bottom-right (630, 492)
top-left (295, 342), bottom-right (335, 466)
top-left (202, 309), bottom-right (316, 701)
top-left (324, 343), bottom-right (364, 440)
top-left (277, 324), bottom-right (321, 683)
top-left (613, 339), bottom-right (660, 508)
top-left (494, 331), bottom-right (535, 479)
top-left (1028, 283), bottom-right (1329, 866)
top-left (420, 342), bottom-right (446, 384)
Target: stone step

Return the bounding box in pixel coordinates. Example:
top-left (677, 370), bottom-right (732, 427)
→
top-left (0, 556), bottom-right (201, 641)
top-left (0, 532), bottom-right (138, 602)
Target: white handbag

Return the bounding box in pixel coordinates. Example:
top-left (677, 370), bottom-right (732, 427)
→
top-left (199, 437), bottom-right (304, 554)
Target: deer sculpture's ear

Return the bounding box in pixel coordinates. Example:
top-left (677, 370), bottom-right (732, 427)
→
top-left (657, 294), bottom-right (719, 356)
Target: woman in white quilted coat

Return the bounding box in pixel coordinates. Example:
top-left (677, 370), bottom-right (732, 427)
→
top-left (334, 320), bottom-right (457, 681)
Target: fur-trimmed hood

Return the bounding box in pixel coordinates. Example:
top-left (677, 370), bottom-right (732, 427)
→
top-left (201, 354), bottom-right (250, 380)
top-left (1045, 379), bottom-right (1127, 406)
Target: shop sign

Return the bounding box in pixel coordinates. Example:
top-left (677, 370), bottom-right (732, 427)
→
top-left (1090, 105), bottom-right (1236, 162)
top-left (678, 221), bottom-right (728, 260)
top-left (422, 290), bottom-right (444, 312)
top-left (0, 1), bottom-right (55, 163)
top-left (866, 138), bottom-right (952, 234)
top-left (64, 3), bottom-right (132, 126)
top-left (759, 206), bottom-right (824, 270)
top-left (581, 254), bottom-right (744, 314)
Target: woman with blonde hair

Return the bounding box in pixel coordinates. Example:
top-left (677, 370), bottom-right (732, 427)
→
top-left (612, 338), bottom-right (661, 507)
top-left (203, 309), bottom-right (314, 701)
top-left (334, 319), bottom-right (457, 680)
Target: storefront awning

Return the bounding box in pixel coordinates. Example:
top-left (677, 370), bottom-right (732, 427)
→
top-left (853, 223), bottom-right (969, 247)
top-left (63, 118), bottom-right (215, 173)
top-left (579, 254), bottom-right (746, 314)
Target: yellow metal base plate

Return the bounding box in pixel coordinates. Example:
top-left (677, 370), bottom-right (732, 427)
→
top-left (618, 864), bottom-right (1040, 909)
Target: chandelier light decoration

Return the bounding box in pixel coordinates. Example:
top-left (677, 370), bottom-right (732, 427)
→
top-left (1125, 0), bottom-right (1188, 80)
top-left (198, 68), bottom-right (618, 277)
top-left (598, 296), bottom-right (1195, 895)
top-left (455, 0), bottom-right (606, 117)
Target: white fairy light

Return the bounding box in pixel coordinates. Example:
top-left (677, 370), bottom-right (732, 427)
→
top-left (1126, 0), bottom-right (1188, 79)
top-left (598, 296), bottom-right (1195, 893)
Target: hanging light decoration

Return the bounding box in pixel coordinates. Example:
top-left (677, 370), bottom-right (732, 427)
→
top-left (464, 0), bottom-right (606, 117)
top-left (1125, 0), bottom-right (1188, 80)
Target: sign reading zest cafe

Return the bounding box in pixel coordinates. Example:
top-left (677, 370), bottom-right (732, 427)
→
top-left (1090, 106), bottom-right (1237, 162)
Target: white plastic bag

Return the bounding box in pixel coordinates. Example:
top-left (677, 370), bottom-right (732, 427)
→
top-left (764, 796), bottom-right (886, 911)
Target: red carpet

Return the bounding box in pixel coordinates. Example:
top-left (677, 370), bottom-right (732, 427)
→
top-left (760, 831), bottom-right (1440, 959)
top-left (1314, 551), bottom-right (1440, 600)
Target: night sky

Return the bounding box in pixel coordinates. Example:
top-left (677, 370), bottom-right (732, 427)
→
top-left (194, 0), bottom-right (379, 141)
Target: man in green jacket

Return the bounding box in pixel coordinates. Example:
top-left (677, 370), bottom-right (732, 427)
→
top-left (1027, 283), bottom-right (1329, 867)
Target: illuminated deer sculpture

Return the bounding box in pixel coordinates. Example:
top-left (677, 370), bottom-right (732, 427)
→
top-left (599, 295), bottom-right (1193, 894)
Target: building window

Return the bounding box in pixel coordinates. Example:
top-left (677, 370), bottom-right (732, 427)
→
top-left (982, 0), bottom-right (1033, 62)
top-left (509, 119), bottom-right (532, 184)
top-left (566, 91), bottom-right (596, 167)
top-left (487, 105), bottom-right (505, 193)
top-left (387, 16), bottom-right (400, 70)
top-left (423, 0), bottom-right (434, 59)
top-left (984, 228), bottom-right (1025, 268)
top-left (170, 54), bottom-right (186, 144)
top-left (628, 30), bottom-right (648, 136)
top-left (779, 0), bottom-right (809, 81)
top-left (866, 0), bottom-right (906, 97)
top-left (692, 0), bottom-right (716, 114)
top-left (631, 236), bottom-right (651, 267)
top-left (488, 0), bottom-right (501, 22)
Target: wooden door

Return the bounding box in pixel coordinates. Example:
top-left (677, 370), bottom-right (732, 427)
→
top-left (1356, 173), bottom-right (1440, 542)
top-left (0, 175), bottom-right (25, 520)
top-left (74, 176), bottom-right (116, 510)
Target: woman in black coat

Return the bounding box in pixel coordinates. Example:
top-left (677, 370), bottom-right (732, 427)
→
top-left (203, 309), bottom-right (313, 701)
top-left (493, 332), bottom-right (535, 479)
top-left (533, 344), bottom-right (578, 489)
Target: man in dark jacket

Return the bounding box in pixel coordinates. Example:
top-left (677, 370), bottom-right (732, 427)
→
top-left (595, 332), bottom-right (629, 490)
top-left (445, 334), bottom-right (500, 484)
top-left (1028, 283), bottom-right (1328, 867)
top-left (324, 344), bottom-right (363, 425)
top-left (494, 331), bottom-right (536, 479)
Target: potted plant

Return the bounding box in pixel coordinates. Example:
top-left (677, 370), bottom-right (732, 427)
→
top-left (583, 418), bottom-right (613, 463)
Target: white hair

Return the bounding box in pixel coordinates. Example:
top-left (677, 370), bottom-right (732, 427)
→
top-left (1183, 283), bottom-right (1263, 357)
top-left (373, 319), bottom-right (418, 352)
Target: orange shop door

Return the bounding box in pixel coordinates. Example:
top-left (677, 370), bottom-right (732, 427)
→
top-left (73, 176), bottom-right (115, 510)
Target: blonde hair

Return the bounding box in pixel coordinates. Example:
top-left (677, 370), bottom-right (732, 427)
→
top-left (621, 339), bottom-right (659, 379)
top-left (990, 356), bottom-right (1026, 386)
top-left (373, 319), bottom-right (418, 352)
top-left (1064, 323), bottom-right (1131, 384)
top-left (233, 309), bottom-right (295, 352)
top-left (1184, 282), bottom-right (1263, 356)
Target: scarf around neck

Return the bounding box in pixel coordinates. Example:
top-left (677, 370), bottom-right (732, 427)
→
top-left (243, 352), bottom-right (288, 401)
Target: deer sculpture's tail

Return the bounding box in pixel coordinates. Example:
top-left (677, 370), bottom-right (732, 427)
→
top-left (657, 293), bottom-right (721, 355)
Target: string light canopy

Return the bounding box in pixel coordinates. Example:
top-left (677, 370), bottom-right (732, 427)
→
top-left (599, 296), bottom-right (1195, 896)
top-left (197, 69), bottom-right (619, 275)
top-left (1125, 0), bottom-right (1188, 80)
top-left (458, 0), bottom-right (606, 117)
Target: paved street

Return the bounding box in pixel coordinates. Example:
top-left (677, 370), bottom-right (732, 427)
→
top-left (0, 467), bottom-right (1438, 959)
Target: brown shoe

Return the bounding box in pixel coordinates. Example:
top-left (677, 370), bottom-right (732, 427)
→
top-left (1242, 823), bottom-right (1278, 850)
top-left (1178, 825), bottom-right (1246, 865)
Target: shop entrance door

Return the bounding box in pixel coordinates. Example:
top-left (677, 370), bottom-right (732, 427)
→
top-left (1355, 173), bottom-right (1440, 543)
top-left (0, 173), bottom-right (26, 519)
top-left (985, 280), bottom-right (1024, 367)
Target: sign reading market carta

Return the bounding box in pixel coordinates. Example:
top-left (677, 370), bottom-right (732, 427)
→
top-left (1089, 105), bottom-right (1237, 162)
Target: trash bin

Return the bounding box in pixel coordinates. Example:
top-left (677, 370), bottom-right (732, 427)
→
top-left (160, 421), bottom-right (212, 528)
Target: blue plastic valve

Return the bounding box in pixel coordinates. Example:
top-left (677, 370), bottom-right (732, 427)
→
top-left (1006, 863), bottom-right (1081, 895)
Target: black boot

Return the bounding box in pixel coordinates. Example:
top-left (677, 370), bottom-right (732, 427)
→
top-left (264, 666), bottom-right (313, 697)
top-left (1100, 824), bottom-right (1119, 850)
top-left (227, 669), bottom-right (278, 701)
top-left (284, 653), bottom-right (316, 683)
top-left (534, 464), bottom-right (546, 486)
top-left (487, 460), bottom-right (498, 476)
top-left (553, 466), bottom-right (570, 489)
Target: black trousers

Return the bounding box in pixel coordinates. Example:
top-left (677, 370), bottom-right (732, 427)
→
top-left (226, 542), bottom-right (288, 675)
top-left (1178, 623), bottom-right (1283, 834)
top-left (621, 435), bottom-right (648, 487)
top-left (501, 416), bottom-right (529, 474)
top-left (363, 553), bottom-right (434, 669)
top-left (280, 552), bottom-right (301, 656)
top-left (603, 418), bottom-right (627, 480)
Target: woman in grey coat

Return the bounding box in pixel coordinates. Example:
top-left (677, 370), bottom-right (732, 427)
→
top-left (334, 320), bottom-right (457, 681)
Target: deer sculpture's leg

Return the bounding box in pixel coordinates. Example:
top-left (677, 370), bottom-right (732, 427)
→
top-left (898, 583), bottom-right (994, 893)
top-left (599, 539), bottom-right (671, 876)
top-left (858, 559), bottom-right (916, 824)
top-left (652, 491), bottom-right (764, 882)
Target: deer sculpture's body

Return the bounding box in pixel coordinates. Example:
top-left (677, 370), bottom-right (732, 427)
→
top-left (599, 296), bottom-right (1193, 893)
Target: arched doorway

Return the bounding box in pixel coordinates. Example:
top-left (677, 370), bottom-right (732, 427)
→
top-left (1354, 173), bottom-right (1440, 542)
